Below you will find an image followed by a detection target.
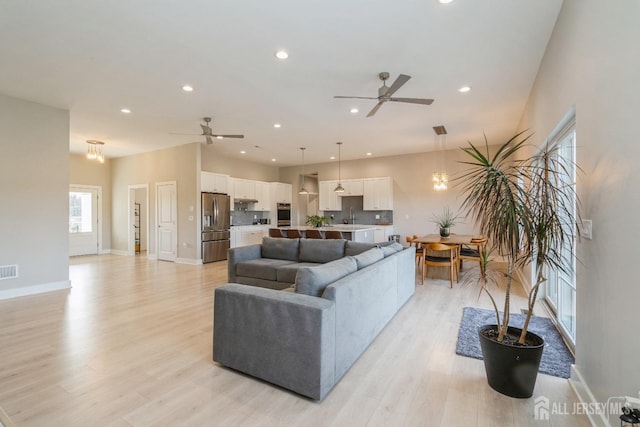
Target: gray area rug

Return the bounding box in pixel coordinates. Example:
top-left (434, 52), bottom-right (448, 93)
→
top-left (455, 307), bottom-right (574, 378)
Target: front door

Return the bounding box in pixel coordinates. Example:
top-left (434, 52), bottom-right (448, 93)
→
top-left (69, 186), bottom-right (100, 256)
top-left (156, 181), bottom-right (177, 261)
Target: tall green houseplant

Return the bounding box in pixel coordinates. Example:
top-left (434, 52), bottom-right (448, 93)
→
top-left (457, 130), bottom-right (581, 345)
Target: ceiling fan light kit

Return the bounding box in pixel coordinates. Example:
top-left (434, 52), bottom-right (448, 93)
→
top-left (334, 72), bottom-right (434, 117)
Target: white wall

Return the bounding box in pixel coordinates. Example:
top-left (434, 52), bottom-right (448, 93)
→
top-left (0, 94), bottom-right (70, 299)
top-left (518, 0), bottom-right (640, 420)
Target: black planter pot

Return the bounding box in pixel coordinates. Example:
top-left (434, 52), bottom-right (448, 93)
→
top-left (439, 227), bottom-right (450, 237)
top-left (478, 324), bottom-right (544, 398)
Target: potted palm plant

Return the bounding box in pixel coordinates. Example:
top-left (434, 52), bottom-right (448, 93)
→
top-left (305, 215), bottom-right (329, 228)
top-left (431, 206), bottom-right (459, 237)
top-left (457, 131), bottom-right (580, 398)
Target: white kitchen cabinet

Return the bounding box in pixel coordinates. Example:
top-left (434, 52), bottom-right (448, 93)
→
top-left (233, 178), bottom-right (256, 200)
top-left (339, 179), bottom-right (364, 196)
top-left (270, 182), bottom-right (292, 204)
top-left (236, 225), bottom-right (268, 247)
top-left (201, 172), bottom-right (229, 194)
top-left (352, 229), bottom-right (375, 243)
top-left (230, 227), bottom-right (239, 248)
top-left (253, 181), bottom-right (271, 211)
top-left (319, 180), bottom-right (342, 211)
top-left (363, 177), bottom-right (393, 210)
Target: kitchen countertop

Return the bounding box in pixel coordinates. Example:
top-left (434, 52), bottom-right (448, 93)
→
top-left (279, 224), bottom-right (388, 232)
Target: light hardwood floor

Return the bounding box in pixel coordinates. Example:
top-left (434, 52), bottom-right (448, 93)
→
top-left (0, 255), bottom-right (589, 427)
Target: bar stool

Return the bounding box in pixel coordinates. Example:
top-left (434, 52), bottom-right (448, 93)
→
top-left (287, 229), bottom-right (302, 239)
top-left (305, 229), bottom-right (323, 239)
top-left (269, 228), bottom-right (285, 238)
top-left (325, 230), bottom-right (344, 239)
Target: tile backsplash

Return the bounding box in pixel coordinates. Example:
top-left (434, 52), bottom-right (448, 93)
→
top-left (323, 196), bottom-right (393, 225)
top-left (231, 208), bottom-right (270, 226)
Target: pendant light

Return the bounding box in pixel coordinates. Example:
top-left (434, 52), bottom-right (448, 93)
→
top-left (334, 142), bottom-right (345, 193)
top-left (86, 140), bottom-right (105, 163)
top-left (432, 126), bottom-right (448, 191)
top-left (298, 147), bottom-right (309, 195)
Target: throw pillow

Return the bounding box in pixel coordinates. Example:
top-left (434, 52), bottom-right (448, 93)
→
top-left (261, 237), bottom-right (299, 261)
top-left (295, 256), bottom-right (357, 297)
top-left (352, 247), bottom-right (384, 269)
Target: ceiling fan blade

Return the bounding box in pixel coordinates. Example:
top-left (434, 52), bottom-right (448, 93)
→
top-left (169, 132), bottom-right (202, 136)
top-left (200, 124), bottom-right (214, 136)
top-left (211, 134), bottom-right (245, 139)
top-left (386, 74), bottom-right (411, 97)
top-left (205, 136), bottom-right (214, 144)
top-left (388, 97), bottom-right (434, 105)
top-left (366, 101), bottom-right (385, 117)
top-left (334, 96), bottom-right (378, 100)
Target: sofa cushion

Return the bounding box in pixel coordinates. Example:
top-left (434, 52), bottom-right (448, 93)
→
top-left (344, 241), bottom-right (378, 256)
top-left (382, 242), bottom-right (403, 257)
top-left (236, 259), bottom-right (296, 281)
top-left (276, 262), bottom-right (321, 284)
top-left (295, 257), bottom-right (357, 297)
top-left (352, 247), bottom-right (384, 269)
top-left (299, 239), bottom-right (346, 263)
top-left (261, 237), bottom-right (300, 261)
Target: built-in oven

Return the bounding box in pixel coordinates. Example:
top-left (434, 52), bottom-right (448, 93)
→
top-left (277, 203), bottom-right (291, 227)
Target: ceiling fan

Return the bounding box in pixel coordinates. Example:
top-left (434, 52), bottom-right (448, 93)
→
top-left (334, 72), bottom-right (434, 117)
top-left (170, 117), bottom-right (245, 144)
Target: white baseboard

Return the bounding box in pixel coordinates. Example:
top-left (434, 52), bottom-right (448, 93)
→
top-left (569, 365), bottom-right (610, 427)
top-left (176, 258), bottom-right (203, 265)
top-left (99, 249), bottom-right (111, 255)
top-left (110, 249), bottom-right (129, 256)
top-left (0, 280), bottom-right (71, 300)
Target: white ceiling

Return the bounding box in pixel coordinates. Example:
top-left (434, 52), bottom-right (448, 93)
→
top-left (0, 0), bottom-right (562, 166)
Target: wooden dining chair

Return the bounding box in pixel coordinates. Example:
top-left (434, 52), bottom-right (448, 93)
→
top-left (460, 237), bottom-right (488, 275)
top-left (325, 230), bottom-right (344, 239)
top-left (268, 228), bottom-right (285, 238)
top-left (422, 243), bottom-right (460, 288)
top-left (406, 235), bottom-right (424, 274)
top-left (286, 229), bottom-right (302, 239)
top-left (305, 229), bottom-right (323, 239)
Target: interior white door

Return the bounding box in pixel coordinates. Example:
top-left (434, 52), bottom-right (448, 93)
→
top-left (156, 182), bottom-right (177, 261)
top-left (69, 186), bottom-right (99, 256)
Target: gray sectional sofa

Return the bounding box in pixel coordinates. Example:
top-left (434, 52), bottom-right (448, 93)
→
top-left (214, 237), bottom-right (415, 400)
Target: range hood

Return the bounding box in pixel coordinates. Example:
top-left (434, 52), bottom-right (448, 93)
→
top-left (234, 198), bottom-right (259, 204)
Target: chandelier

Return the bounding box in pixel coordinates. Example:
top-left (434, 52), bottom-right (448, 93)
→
top-left (432, 126), bottom-right (448, 191)
top-left (86, 140), bottom-right (105, 163)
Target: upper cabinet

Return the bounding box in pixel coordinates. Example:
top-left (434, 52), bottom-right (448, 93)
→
top-left (338, 179), bottom-right (364, 197)
top-left (363, 177), bottom-right (393, 210)
top-left (253, 181), bottom-right (271, 211)
top-left (318, 180), bottom-right (343, 211)
top-left (201, 172), bottom-right (229, 194)
top-left (270, 182), bottom-right (292, 204)
top-left (232, 178), bottom-right (256, 200)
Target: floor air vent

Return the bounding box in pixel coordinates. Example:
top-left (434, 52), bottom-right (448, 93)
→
top-left (0, 265), bottom-right (18, 280)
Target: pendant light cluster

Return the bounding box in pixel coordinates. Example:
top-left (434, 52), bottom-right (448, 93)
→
top-left (86, 140), bottom-right (105, 163)
top-left (432, 126), bottom-right (448, 191)
top-left (334, 142), bottom-right (345, 193)
top-left (298, 147), bottom-right (309, 195)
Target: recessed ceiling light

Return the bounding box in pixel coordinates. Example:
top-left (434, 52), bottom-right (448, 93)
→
top-left (120, 108), bottom-right (131, 114)
top-left (350, 108), bottom-right (359, 114)
top-left (366, 152), bottom-right (373, 156)
top-left (458, 85), bottom-right (471, 93)
top-left (240, 150), bottom-right (246, 154)
top-left (273, 123), bottom-right (281, 128)
top-left (216, 136), bottom-right (224, 139)
top-left (438, 0), bottom-right (455, 4)
top-left (275, 50), bottom-right (289, 60)
top-left (181, 85), bottom-right (194, 92)
top-left (330, 156), bottom-right (336, 160)
top-left (271, 158), bottom-right (277, 162)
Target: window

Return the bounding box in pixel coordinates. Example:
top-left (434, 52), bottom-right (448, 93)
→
top-left (69, 191), bottom-right (93, 233)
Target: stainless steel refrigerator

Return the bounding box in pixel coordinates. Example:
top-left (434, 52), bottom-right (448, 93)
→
top-left (202, 192), bottom-right (230, 263)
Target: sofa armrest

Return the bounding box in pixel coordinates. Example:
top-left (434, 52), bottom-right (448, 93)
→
top-left (213, 284), bottom-right (336, 400)
top-left (227, 244), bottom-right (262, 282)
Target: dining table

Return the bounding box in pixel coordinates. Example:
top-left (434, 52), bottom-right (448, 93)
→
top-left (412, 234), bottom-right (476, 245)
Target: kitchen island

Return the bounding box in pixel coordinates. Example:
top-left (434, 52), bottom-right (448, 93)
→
top-left (279, 225), bottom-right (381, 243)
